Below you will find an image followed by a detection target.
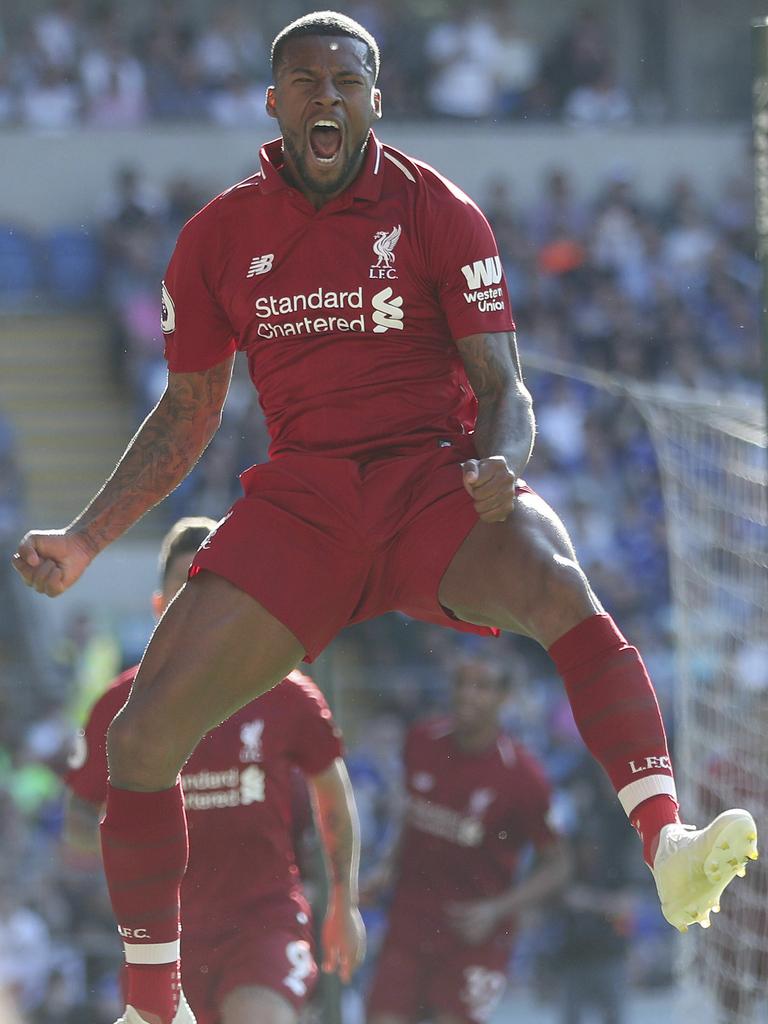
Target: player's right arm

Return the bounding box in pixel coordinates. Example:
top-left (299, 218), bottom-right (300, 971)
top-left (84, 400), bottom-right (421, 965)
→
top-left (12, 357), bottom-right (233, 597)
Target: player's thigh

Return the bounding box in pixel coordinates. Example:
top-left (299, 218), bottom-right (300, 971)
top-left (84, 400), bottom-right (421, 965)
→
top-left (220, 985), bottom-right (297, 1024)
top-left (108, 571), bottom-right (304, 787)
top-left (438, 489), bottom-right (602, 647)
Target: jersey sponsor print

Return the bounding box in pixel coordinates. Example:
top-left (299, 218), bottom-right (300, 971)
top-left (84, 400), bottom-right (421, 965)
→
top-left (162, 132), bottom-right (515, 460)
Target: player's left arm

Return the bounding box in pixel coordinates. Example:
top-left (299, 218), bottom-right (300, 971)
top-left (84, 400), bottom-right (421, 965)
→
top-left (446, 837), bottom-right (571, 946)
top-left (61, 791), bottom-right (102, 862)
top-left (454, 331), bottom-right (535, 523)
top-left (307, 757), bottom-right (366, 983)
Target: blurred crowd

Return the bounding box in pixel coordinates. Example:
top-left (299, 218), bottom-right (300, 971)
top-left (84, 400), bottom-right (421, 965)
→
top-left (0, 120), bottom-right (763, 1024)
top-left (0, 0), bottom-right (637, 131)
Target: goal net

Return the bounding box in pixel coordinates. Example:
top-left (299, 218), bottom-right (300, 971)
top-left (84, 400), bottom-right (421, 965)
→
top-left (639, 386), bottom-right (767, 1022)
top-left (523, 351), bottom-right (768, 1021)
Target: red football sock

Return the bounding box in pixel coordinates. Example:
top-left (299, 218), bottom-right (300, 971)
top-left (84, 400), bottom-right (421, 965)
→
top-left (549, 614), bottom-right (679, 864)
top-left (100, 782), bottom-right (188, 1024)
top-left (630, 794), bottom-right (681, 867)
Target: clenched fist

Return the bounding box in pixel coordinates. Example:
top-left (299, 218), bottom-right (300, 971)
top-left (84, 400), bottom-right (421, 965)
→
top-left (461, 456), bottom-right (517, 523)
top-left (12, 530), bottom-right (94, 597)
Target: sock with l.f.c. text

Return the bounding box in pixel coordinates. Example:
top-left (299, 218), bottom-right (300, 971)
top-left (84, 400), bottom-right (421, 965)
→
top-left (100, 782), bottom-right (188, 1024)
top-left (548, 613), bottom-right (680, 866)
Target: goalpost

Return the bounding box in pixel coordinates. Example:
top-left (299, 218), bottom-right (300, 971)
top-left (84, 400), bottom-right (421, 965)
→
top-left (523, 351), bottom-right (767, 1020)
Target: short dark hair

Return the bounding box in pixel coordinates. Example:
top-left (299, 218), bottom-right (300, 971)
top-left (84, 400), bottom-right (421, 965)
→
top-left (453, 655), bottom-right (511, 693)
top-left (158, 516), bottom-right (217, 587)
top-left (271, 11), bottom-right (380, 82)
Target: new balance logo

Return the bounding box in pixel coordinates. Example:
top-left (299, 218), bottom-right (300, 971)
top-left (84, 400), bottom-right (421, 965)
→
top-left (247, 254), bottom-right (274, 278)
top-left (371, 286), bottom-right (404, 333)
top-left (461, 256), bottom-right (502, 289)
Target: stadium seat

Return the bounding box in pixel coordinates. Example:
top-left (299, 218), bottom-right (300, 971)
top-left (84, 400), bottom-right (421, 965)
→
top-left (0, 224), bottom-right (41, 305)
top-left (44, 226), bottom-right (103, 304)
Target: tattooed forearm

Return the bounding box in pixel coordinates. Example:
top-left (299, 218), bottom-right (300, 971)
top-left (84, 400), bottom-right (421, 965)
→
top-left (456, 331), bottom-right (535, 474)
top-left (68, 358), bottom-right (233, 554)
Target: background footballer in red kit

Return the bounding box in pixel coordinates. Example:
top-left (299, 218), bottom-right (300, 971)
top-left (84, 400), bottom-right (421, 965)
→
top-left (366, 655), bottom-right (570, 1024)
top-left (63, 518), bottom-right (363, 1024)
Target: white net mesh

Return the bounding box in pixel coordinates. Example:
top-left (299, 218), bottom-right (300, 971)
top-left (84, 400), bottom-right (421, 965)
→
top-left (523, 352), bottom-right (768, 1021)
top-left (637, 387), bottom-right (767, 1023)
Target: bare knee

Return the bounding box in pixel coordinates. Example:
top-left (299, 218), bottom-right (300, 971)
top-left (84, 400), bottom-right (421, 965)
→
top-left (220, 985), bottom-right (297, 1024)
top-left (107, 699), bottom-right (190, 791)
top-left (503, 551), bottom-right (601, 646)
top-left (530, 554), bottom-right (602, 641)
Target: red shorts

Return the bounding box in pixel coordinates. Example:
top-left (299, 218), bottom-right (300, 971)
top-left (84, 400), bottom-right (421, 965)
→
top-left (192, 441), bottom-right (504, 660)
top-left (181, 895), bottom-right (317, 1024)
top-left (366, 910), bottom-right (510, 1024)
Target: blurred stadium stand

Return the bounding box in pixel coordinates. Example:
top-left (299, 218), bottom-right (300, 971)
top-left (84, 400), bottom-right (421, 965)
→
top-left (0, 315), bottom-right (132, 526)
top-left (43, 228), bottom-right (103, 306)
top-left (0, 0), bottom-right (766, 127)
top-left (0, 227), bottom-right (41, 306)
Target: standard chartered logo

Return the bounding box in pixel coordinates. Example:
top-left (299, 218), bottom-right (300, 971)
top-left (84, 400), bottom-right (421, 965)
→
top-left (371, 286), bottom-right (404, 333)
top-left (240, 765), bottom-right (266, 804)
top-left (181, 765), bottom-right (266, 809)
top-left (252, 284), bottom-right (405, 337)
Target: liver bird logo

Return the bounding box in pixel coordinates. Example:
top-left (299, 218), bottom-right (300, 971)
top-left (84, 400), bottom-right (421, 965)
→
top-left (372, 224), bottom-right (402, 268)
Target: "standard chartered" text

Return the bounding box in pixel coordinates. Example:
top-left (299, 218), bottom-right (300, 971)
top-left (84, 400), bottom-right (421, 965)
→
top-left (254, 286), bottom-right (363, 318)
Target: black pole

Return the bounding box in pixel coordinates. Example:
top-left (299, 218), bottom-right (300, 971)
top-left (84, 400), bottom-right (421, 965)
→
top-left (751, 18), bottom-right (768, 433)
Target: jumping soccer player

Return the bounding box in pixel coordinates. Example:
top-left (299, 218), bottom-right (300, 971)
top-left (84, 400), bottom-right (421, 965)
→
top-left (63, 518), bottom-right (364, 1024)
top-left (366, 654), bottom-right (569, 1024)
top-left (12, 12), bottom-right (757, 1024)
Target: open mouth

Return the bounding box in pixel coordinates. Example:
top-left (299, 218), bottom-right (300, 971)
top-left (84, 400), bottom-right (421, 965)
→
top-left (308, 120), bottom-right (343, 164)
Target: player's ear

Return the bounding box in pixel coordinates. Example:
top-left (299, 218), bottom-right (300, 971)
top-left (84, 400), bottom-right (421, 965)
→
top-left (372, 87), bottom-right (382, 120)
top-left (266, 86), bottom-right (278, 119)
top-left (151, 591), bottom-right (163, 618)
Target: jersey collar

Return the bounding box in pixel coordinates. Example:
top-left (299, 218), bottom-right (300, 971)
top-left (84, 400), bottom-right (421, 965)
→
top-left (257, 130), bottom-right (384, 205)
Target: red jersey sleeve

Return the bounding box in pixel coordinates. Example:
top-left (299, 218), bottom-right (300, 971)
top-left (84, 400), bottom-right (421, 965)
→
top-left (284, 671), bottom-right (344, 777)
top-left (420, 173), bottom-right (515, 341)
top-left (64, 675), bottom-right (134, 807)
top-left (510, 745), bottom-right (558, 849)
top-left (162, 201), bottom-right (237, 373)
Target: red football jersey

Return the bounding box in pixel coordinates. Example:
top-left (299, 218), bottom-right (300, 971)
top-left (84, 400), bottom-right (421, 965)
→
top-left (65, 669), bottom-right (342, 934)
top-left (392, 718), bottom-right (556, 921)
top-left (162, 131), bottom-right (514, 460)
